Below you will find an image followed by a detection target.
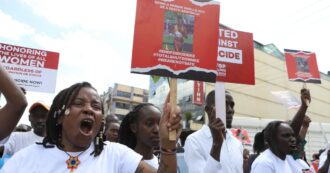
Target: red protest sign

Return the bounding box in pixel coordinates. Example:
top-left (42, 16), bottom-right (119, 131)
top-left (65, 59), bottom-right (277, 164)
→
top-left (284, 49), bottom-right (321, 84)
top-left (193, 81), bottom-right (204, 105)
top-left (216, 27), bottom-right (255, 85)
top-left (0, 42), bottom-right (60, 93)
top-left (131, 0), bottom-right (220, 82)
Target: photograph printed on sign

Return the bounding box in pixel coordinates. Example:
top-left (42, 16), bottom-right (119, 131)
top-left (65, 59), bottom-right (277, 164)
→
top-left (162, 11), bottom-right (194, 53)
top-left (296, 57), bottom-right (309, 73)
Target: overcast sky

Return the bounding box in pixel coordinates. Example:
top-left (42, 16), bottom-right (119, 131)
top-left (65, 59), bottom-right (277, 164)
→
top-left (1, 0), bottom-right (329, 125)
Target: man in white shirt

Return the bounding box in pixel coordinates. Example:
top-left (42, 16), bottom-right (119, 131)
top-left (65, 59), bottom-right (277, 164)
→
top-left (0, 102), bottom-right (49, 157)
top-left (184, 90), bottom-right (244, 173)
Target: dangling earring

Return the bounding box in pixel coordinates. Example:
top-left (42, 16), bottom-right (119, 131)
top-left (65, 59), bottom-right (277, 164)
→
top-left (100, 130), bottom-right (103, 141)
top-left (53, 111), bottom-right (58, 118)
top-left (64, 109), bottom-right (70, 116)
top-left (96, 137), bottom-right (99, 145)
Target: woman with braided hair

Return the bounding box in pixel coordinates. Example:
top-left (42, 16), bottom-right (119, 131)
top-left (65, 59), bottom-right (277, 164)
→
top-left (119, 103), bottom-right (163, 169)
top-left (1, 82), bottom-right (182, 173)
top-left (251, 121), bottom-right (297, 173)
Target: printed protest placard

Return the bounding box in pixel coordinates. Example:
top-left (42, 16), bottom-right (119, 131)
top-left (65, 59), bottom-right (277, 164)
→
top-left (131, 0), bottom-right (220, 82)
top-left (217, 26), bottom-right (255, 85)
top-left (193, 80), bottom-right (204, 105)
top-left (284, 49), bottom-right (321, 84)
top-left (0, 42), bottom-right (59, 93)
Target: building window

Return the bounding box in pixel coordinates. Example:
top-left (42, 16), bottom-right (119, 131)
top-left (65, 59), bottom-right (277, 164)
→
top-left (133, 93), bottom-right (144, 97)
top-left (116, 114), bottom-right (125, 121)
top-left (115, 102), bottom-right (130, 109)
top-left (116, 91), bottom-right (131, 98)
top-left (143, 97), bottom-right (148, 102)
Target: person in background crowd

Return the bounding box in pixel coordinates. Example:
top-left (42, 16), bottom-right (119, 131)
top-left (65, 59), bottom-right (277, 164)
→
top-left (0, 82), bottom-right (181, 173)
top-left (318, 144), bottom-right (330, 173)
top-left (0, 102), bottom-right (49, 157)
top-left (14, 124), bottom-right (32, 132)
top-left (251, 121), bottom-right (296, 173)
top-left (0, 65), bottom-right (27, 143)
top-left (311, 149), bottom-right (324, 173)
top-left (289, 89), bottom-right (311, 140)
top-left (104, 114), bottom-right (120, 142)
top-left (119, 103), bottom-right (173, 169)
top-left (287, 116), bottom-right (313, 172)
top-left (243, 148), bottom-right (250, 173)
top-left (284, 89), bottom-right (312, 173)
top-left (246, 131), bottom-right (268, 173)
top-left (184, 90), bottom-right (245, 173)
top-left (248, 88), bottom-right (311, 173)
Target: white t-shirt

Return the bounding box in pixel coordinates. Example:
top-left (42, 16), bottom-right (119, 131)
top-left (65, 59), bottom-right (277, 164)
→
top-left (2, 130), bottom-right (43, 156)
top-left (144, 155), bottom-right (159, 169)
top-left (0, 141), bottom-right (142, 173)
top-left (251, 149), bottom-right (293, 173)
top-left (287, 155), bottom-right (313, 173)
top-left (0, 137), bottom-right (8, 146)
top-left (184, 125), bottom-right (244, 173)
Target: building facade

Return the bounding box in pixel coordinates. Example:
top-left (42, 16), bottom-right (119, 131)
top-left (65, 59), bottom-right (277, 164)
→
top-left (101, 83), bottom-right (148, 120)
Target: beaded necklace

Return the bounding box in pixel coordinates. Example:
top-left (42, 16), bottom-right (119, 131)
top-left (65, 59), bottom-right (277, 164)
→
top-left (64, 150), bottom-right (86, 173)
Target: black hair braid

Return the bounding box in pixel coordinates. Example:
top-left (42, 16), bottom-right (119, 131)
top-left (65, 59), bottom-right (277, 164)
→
top-left (263, 120), bottom-right (284, 150)
top-left (40, 82), bottom-right (105, 157)
top-left (253, 130), bottom-right (266, 155)
top-left (119, 111), bottom-right (137, 149)
top-left (41, 88), bottom-right (72, 149)
top-left (118, 103), bottom-right (157, 149)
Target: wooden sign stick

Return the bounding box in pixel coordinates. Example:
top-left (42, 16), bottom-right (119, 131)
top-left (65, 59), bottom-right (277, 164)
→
top-left (303, 82), bottom-right (310, 107)
top-left (169, 78), bottom-right (177, 141)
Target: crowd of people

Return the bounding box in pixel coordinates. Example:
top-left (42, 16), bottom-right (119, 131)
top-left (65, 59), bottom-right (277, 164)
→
top-left (0, 64), bottom-right (181, 173)
top-left (0, 63), bottom-right (329, 173)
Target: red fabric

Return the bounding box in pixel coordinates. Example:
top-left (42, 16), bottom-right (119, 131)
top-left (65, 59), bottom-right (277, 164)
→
top-left (230, 128), bottom-right (251, 145)
top-left (311, 160), bottom-right (319, 173)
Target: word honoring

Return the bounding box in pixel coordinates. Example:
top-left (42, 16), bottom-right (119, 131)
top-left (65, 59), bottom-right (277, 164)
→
top-left (0, 44), bottom-right (47, 56)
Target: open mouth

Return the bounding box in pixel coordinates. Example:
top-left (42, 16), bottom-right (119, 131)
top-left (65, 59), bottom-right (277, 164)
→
top-left (79, 119), bottom-right (94, 136)
top-left (290, 144), bottom-right (297, 150)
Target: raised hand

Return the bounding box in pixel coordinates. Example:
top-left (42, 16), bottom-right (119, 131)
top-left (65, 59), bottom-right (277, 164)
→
top-left (302, 116), bottom-right (311, 128)
top-left (207, 105), bottom-right (225, 146)
top-left (159, 95), bottom-right (182, 150)
top-left (300, 88), bottom-right (311, 107)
